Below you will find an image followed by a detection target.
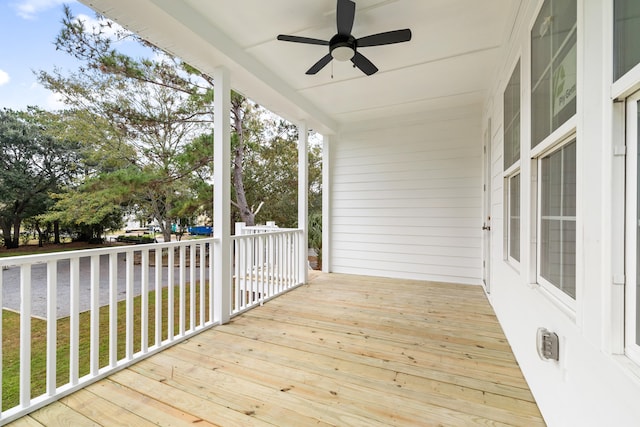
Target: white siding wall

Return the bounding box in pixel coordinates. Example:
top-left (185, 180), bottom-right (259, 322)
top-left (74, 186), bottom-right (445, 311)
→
top-left (484, 1), bottom-right (640, 426)
top-left (330, 108), bottom-right (483, 284)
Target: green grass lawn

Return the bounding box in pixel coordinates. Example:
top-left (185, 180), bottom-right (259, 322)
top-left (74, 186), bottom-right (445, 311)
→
top-left (2, 283), bottom-right (210, 411)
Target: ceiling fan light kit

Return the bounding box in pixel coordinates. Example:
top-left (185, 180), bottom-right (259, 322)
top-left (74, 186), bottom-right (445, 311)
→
top-left (277, 0), bottom-right (411, 76)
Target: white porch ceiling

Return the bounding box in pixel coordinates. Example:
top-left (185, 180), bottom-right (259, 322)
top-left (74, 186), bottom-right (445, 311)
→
top-left (81, 0), bottom-right (518, 134)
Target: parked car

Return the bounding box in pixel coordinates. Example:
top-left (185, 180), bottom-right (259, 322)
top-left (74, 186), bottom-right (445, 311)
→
top-left (187, 225), bottom-right (212, 236)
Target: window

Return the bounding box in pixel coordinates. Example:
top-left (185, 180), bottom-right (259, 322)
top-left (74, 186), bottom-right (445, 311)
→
top-left (614, 0), bottom-right (640, 81)
top-left (531, 0), bottom-right (577, 147)
top-left (531, 0), bottom-right (577, 306)
top-left (539, 139), bottom-right (576, 301)
top-left (504, 61), bottom-right (521, 170)
top-left (504, 61), bottom-right (521, 264)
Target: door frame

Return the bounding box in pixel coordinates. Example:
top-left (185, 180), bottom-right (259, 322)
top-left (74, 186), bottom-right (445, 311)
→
top-left (482, 119), bottom-right (492, 293)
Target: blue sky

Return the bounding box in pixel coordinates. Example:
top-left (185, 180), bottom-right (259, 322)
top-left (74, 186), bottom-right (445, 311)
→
top-left (0, 0), bottom-right (145, 110)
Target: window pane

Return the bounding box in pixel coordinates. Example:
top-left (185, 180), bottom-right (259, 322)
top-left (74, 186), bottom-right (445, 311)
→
top-left (504, 61), bottom-right (521, 170)
top-left (509, 174), bottom-right (521, 261)
top-left (614, 0), bottom-right (640, 81)
top-left (531, 0), bottom-right (577, 147)
top-left (540, 140), bottom-right (576, 298)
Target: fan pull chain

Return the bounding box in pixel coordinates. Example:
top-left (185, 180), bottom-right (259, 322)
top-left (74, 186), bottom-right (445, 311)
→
top-left (331, 60), bottom-right (334, 79)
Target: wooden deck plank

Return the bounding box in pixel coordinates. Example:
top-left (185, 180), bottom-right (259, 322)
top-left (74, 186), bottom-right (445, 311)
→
top-left (23, 401), bottom-right (100, 427)
top-left (171, 334), bottom-right (543, 426)
top-left (108, 369), bottom-right (271, 427)
top-left (224, 314), bottom-right (528, 386)
top-left (8, 272), bottom-right (546, 426)
top-left (59, 389), bottom-right (155, 427)
top-left (4, 416), bottom-right (44, 427)
top-left (85, 380), bottom-right (218, 427)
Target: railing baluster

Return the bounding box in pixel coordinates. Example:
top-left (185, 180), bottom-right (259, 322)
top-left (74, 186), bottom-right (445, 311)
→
top-left (155, 247), bottom-right (162, 347)
top-left (259, 234), bottom-right (265, 305)
top-left (108, 253), bottom-right (118, 368)
top-left (167, 247), bottom-right (175, 341)
top-left (179, 245), bottom-right (186, 335)
top-left (46, 260), bottom-right (57, 396)
top-left (199, 243), bottom-right (205, 326)
top-left (242, 238), bottom-right (247, 309)
top-left (268, 234), bottom-right (274, 297)
top-left (19, 265), bottom-right (31, 407)
top-left (189, 242), bottom-right (196, 331)
top-left (90, 255), bottom-right (100, 376)
top-left (240, 239), bottom-right (246, 309)
top-left (70, 258), bottom-right (80, 385)
top-left (125, 251), bottom-right (134, 360)
top-left (141, 249), bottom-right (149, 353)
top-left (209, 242), bottom-right (215, 322)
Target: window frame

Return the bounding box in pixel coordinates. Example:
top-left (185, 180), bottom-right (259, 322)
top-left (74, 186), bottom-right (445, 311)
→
top-left (506, 170), bottom-right (522, 266)
top-left (530, 0), bottom-right (578, 149)
top-left (625, 92), bottom-right (640, 364)
top-left (613, 0), bottom-right (640, 83)
top-left (503, 58), bottom-right (522, 268)
top-left (535, 135), bottom-right (577, 310)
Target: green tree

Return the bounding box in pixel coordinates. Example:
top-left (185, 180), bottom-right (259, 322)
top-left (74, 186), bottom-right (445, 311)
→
top-left (39, 7), bottom-right (213, 241)
top-left (41, 6), bottom-right (322, 235)
top-left (0, 108), bottom-right (79, 248)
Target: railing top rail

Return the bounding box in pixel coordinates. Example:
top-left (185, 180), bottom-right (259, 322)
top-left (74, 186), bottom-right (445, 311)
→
top-left (0, 237), bottom-right (218, 267)
top-left (231, 228), bottom-right (302, 241)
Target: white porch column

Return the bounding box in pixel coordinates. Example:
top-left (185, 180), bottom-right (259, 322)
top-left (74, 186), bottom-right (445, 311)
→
top-left (322, 134), bottom-right (331, 272)
top-left (298, 122), bottom-right (309, 283)
top-left (213, 66), bottom-right (231, 324)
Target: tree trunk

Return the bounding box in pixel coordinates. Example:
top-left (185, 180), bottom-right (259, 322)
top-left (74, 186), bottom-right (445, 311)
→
top-left (35, 221), bottom-right (44, 247)
top-left (231, 98), bottom-right (256, 226)
top-left (54, 220), bottom-right (61, 244)
top-left (0, 220), bottom-right (13, 249)
top-left (11, 217), bottom-right (21, 248)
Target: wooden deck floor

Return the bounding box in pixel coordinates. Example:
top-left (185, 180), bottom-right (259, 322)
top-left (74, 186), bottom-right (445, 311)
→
top-left (9, 273), bottom-right (545, 426)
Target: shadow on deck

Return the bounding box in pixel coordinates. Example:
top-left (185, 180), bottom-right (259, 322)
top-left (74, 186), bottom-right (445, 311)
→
top-left (9, 272), bottom-right (545, 426)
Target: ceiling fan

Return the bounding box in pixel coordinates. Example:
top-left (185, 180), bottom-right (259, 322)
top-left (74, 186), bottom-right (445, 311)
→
top-left (277, 0), bottom-right (412, 76)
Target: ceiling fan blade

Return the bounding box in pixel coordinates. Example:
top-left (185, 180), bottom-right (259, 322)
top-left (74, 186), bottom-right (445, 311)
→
top-left (351, 52), bottom-right (378, 76)
top-left (336, 0), bottom-right (356, 36)
top-left (356, 29), bottom-right (412, 47)
top-left (277, 35), bottom-right (329, 46)
top-left (306, 53), bottom-right (333, 75)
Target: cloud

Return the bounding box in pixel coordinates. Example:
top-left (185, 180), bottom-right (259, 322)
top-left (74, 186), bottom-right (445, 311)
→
top-left (44, 90), bottom-right (66, 110)
top-left (0, 69), bottom-right (9, 86)
top-left (12, 0), bottom-right (71, 20)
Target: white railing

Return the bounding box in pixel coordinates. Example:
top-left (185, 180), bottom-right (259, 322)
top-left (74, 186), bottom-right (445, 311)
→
top-left (0, 225), bottom-right (305, 424)
top-left (0, 238), bottom-right (216, 424)
top-left (231, 224), bottom-right (304, 315)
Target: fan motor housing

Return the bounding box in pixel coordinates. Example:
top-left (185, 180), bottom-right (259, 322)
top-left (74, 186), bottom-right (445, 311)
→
top-left (330, 34), bottom-right (356, 61)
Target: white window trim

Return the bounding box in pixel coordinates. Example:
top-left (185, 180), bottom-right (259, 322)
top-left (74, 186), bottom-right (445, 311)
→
top-left (531, 115), bottom-right (578, 158)
top-left (504, 169), bottom-right (522, 268)
top-left (625, 92), bottom-right (640, 364)
top-left (535, 134), bottom-right (577, 312)
top-left (613, 62), bottom-right (640, 100)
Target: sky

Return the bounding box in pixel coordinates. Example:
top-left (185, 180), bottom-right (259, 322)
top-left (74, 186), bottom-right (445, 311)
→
top-left (0, 0), bottom-right (144, 111)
